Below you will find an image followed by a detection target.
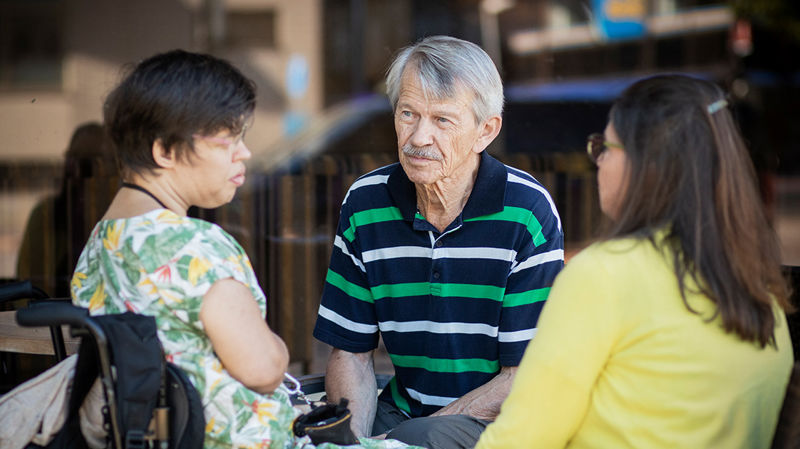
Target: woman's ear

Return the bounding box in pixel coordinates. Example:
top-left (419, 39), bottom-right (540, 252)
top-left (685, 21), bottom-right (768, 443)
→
top-left (152, 139), bottom-right (176, 169)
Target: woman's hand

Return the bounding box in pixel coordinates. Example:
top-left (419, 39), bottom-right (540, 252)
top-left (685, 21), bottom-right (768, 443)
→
top-left (200, 278), bottom-right (289, 394)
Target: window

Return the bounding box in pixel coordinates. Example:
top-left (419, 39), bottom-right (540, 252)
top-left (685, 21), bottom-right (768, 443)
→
top-left (225, 10), bottom-right (276, 49)
top-left (653, 0), bottom-right (724, 14)
top-left (0, 0), bottom-right (63, 90)
top-left (548, 0), bottom-right (591, 27)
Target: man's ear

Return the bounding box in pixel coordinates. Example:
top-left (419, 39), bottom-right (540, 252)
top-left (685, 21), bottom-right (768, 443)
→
top-left (152, 139), bottom-right (176, 169)
top-left (473, 115), bottom-right (502, 154)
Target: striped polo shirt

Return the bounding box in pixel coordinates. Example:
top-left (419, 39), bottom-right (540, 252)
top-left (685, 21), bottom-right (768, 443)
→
top-left (313, 151), bottom-right (564, 418)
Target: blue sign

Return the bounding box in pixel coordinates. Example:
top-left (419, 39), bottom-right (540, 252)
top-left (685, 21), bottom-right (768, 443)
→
top-left (593, 0), bottom-right (646, 40)
top-left (286, 54), bottom-right (309, 100)
top-left (283, 110), bottom-right (308, 136)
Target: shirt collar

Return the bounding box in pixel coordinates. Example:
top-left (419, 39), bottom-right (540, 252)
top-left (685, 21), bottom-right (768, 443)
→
top-left (387, 151), bottom-right (507, 221)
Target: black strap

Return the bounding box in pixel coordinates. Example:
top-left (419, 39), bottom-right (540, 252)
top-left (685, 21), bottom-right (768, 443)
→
top-left (121, 182), bottom-right (168, 209)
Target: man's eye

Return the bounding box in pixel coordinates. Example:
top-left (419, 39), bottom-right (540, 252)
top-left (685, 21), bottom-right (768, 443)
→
top-left (437, 117), bottom-right (450, 124)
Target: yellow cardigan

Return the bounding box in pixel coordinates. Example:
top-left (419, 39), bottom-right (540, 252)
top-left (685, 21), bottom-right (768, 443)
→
top-left (476, 235), bottom-right (793, 449)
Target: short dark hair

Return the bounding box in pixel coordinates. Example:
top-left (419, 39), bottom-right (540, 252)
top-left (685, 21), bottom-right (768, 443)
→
top-left (103, 49), bottom-right (256, 176)
top-left (607, 74), bottom-right (791, 347)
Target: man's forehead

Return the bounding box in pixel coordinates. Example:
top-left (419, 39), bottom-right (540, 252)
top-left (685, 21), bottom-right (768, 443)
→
top-left (398, 71), bottom-right (473, 111)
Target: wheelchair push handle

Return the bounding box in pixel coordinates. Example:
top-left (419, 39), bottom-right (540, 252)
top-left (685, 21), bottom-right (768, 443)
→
top-left (16, 302), bottom-right (90, 329)
top-left (0, 280), bottom-right (50, 303)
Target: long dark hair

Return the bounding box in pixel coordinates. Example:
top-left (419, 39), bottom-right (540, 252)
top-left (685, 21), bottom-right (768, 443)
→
top-left (608, 74), bottom-right (792, 347)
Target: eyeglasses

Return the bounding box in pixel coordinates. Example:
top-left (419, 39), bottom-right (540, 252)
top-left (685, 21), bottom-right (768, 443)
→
top-left (586, 133), bottom-right (623, 163)
top-left (193, 124), bottom-right (249, 148)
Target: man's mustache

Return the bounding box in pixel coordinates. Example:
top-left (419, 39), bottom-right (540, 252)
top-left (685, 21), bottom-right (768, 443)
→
top-left (402, 143), bottom-right (443, 161)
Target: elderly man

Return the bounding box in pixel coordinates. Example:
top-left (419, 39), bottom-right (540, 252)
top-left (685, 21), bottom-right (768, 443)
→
top-left (313, 35), bottom-right (564, 449)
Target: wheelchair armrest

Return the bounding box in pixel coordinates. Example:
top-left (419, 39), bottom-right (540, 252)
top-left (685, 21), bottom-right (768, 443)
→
top-left (0, 280), bottom-right (50, 303)
top-left (16, 302), bottom-right (90, 329)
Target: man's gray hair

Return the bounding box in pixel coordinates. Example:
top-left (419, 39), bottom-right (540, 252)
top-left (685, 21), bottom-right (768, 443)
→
top-left (385, 35), bottom-right (504, 124)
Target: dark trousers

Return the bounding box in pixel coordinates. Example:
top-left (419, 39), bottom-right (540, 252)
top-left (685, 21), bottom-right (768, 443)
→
top-left (373, 400), bottom-right (489, 449)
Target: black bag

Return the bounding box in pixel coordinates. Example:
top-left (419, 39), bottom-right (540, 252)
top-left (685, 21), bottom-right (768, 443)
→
top-left (25, 310), bottom-right (204, 449)
top-left (293, 398), bottom-right (358, 446)
top-left (164, 363), bottom-right (205, 449)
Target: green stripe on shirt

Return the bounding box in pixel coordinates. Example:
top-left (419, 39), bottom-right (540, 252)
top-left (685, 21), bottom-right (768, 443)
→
top-left (389, 378), bottom-right (411, 414)
top-left (325, 269), bottom-right (373, 303)
top-left (371, 282), bottom-right (505, 301)
top-left (343, 207), bottom-right (403, 242)
top-left (466, 206), bottom-right (547, 246)
top-left (503, 287), bottom-right (550, 307)
top-left (390, 354), bottom-right (500, 373)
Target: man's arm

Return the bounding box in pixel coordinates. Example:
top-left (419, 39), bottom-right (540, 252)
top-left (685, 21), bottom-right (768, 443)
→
top-left (324, 348), bottom-right (378, 438)
top-left (430, 366), bottom-right (518, 421)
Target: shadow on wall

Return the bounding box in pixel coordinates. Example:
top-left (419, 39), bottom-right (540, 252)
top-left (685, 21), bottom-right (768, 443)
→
top-left (16, 122), bottom-right (118, 298)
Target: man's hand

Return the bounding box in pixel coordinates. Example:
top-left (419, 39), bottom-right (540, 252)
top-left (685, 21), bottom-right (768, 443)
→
top-left (324, 348), bottom-right (378, 438)
top-left (430, 366), bottom-right (518, 421)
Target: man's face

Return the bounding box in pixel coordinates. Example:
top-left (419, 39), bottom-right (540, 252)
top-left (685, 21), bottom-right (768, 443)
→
top-left (394, 70), bottom-right (485, 187)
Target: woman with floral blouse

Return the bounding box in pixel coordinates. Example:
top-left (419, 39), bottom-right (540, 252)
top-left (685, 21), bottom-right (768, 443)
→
top-left (71, 49), bottom-right (412, 449)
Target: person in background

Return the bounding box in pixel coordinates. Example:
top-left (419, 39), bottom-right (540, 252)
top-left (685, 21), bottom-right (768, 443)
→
top-left (17, 122), bottom-right (116, 297)
top-left (475, 74), bottom-right (794, 449)
top-left (70, 49), bottom-right (412, 449)
top-left (12, 122), bottom-right (115, 389)
top-left (313, 35), bottom-right (564, 449)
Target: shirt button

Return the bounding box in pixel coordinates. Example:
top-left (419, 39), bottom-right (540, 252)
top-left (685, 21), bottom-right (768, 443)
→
top-left (435, 241), bottom-right (443, 247)
top-left (433, 271), bottom-right (440, 279)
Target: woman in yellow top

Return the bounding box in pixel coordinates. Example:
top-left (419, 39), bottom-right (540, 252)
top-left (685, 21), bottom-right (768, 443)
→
top-left (475, 74), bottom-right (794, 449)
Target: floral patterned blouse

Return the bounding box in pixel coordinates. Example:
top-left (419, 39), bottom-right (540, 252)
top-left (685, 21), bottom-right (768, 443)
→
top-left (71, 209), bottom-right (412, 449)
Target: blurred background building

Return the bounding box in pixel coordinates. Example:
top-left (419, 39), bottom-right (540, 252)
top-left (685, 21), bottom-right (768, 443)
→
top-left (1, 0), bottom-right (798, 373)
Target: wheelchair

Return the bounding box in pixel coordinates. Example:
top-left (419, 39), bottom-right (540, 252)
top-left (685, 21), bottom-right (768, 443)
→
top-left (1, 280), bottom-right (204, 449)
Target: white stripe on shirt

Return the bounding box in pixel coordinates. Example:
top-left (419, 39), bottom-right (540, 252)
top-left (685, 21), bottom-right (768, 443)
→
top-left (342, 174), bottom-right (390, 204)
top-left (362, 246), bottom-right (431, 263)
top-left (379, 320), bottom-right (499, 336)
top-left (334, 235), bottom-right (366, 272)
top-left (510, 249), bottom-right (564, 274)
top-left (405, 387), bottom-right (458, 407)
top-left (361, 246), bottom-right (517, 263)
top-left (321, 313), bottom-right (536, 341)
top-left (499, 328), bottom-right (537, 342)
top-left (318, 305), bottom-right (378, 334)
top-left (507, 171), bottom-right (562, 231)
top-left (434, 247), bottom-right (516, 261)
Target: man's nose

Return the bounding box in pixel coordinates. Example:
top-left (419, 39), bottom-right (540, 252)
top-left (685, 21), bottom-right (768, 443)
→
top-left (409, 119), bottom-right (435, 147)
